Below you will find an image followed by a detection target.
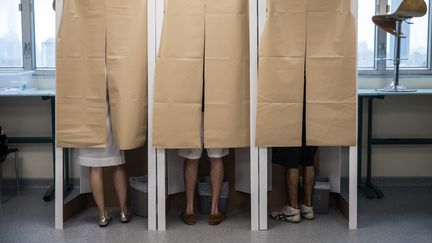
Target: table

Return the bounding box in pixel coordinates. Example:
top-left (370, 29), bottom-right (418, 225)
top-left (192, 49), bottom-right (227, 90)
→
top-left (357, 89), bottom-right (432, 199)
top-left (0, 89), bottom-right (71, 201)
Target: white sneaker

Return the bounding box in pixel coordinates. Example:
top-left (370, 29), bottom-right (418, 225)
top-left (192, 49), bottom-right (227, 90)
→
top-left (300, 204), bottom-right (314, 220)
top-left (270, 204), bottom-right (300, 223)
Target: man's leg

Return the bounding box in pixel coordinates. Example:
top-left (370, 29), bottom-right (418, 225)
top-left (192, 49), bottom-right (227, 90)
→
top-left (302, 165), bottom-right (315, 207)
top-left (299, 165), bottom-right (315, 220)
top-left (207, 148), bottom-right (229, 225)
top-left (178, 148), bottom-right (202, 225)
top-left (184, 158), bottom-right (200, 215)
top-left (287, 167), bottom-right (300, 209)
top-left (299, 146), bottom-right (317, 220)
top-left (270, 147), bottom-right (302, 223)
top-left (209, 157), bottom-right (224, 215)
top-left (270, 166), bottom-right (301, 223)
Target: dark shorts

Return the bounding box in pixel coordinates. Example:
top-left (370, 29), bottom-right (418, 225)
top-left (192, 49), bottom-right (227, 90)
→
top-left (271, 112), bottom-right (318, 168)
top-left (272, 146), bottom-right (317, 168)
top-left (271, 83), bottom-right (317, 168)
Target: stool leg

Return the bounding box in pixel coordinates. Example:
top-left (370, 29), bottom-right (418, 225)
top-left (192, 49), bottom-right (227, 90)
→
top-left (14, 151), bottom-right (19, 191)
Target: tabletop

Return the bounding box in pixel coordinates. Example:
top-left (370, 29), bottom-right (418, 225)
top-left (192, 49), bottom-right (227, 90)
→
top-left (0, 88), bottom-right (55, 97)
top-left (358, 89), bottom-right (432, 97)
top-left (2, 88), bottom-right (432, 98)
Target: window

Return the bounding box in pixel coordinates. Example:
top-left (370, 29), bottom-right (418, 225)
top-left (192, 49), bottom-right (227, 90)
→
top-left (0, 0), bottom-right (56, 74)
top-left (358, 0), bottom-right (377, 70)
top-left (0, 0), bottom-right (23, 68)
top-left (35, 0), bottom-right (56, 69)
top-left (386, 0), bottom-right (430, 69)
top-left (358, 0), bottom-right (432, 75)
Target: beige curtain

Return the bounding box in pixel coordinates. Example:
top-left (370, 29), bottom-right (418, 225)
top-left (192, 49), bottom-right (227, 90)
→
top-left (256, 0), bottom-right (356, 147)
top-left (56, 0), bottom-right (148, 149)
top-left (153, 0), bottom-right (250, 149)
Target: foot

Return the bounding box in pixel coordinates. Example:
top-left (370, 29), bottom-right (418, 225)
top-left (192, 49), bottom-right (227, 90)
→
top-left (120, 211), bottom-right (131, 223)
top-left (208, 212), bottom-right (225, 225)
top-left (99, 214), bottom-right (112, 227)
top-left (300, 204), bottom-right (314, 220)
top-left (270, 204), bottom-right (300, 223)
top-left (181, 212), bottom-right (196, 225)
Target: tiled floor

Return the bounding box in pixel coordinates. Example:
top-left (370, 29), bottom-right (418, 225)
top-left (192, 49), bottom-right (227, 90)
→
top-left (0, 186), bottom-right (431, 243)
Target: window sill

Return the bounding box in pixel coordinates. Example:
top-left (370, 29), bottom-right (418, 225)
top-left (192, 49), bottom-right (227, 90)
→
top-left (358, 75), bottom-right (432, 89)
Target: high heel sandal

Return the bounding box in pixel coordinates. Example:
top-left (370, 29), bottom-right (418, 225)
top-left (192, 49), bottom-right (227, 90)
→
top-left (120, 210), bottom-right (131, 223)
top-left (99, 214), bottom-right (112, 227)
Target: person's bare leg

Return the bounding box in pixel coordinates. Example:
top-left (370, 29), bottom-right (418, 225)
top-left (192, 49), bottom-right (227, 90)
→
top-left (209, 157), bottom-right (224, 215)
top-left (89, 167), bottom-right (107, 217)
top-left (184, 159), bottom-right (199, 215)
top-left (113, 165), bottom-right (128, 213)
top-left (287, 168), bottom-right (300, 209)
top-left (303, 166), bottom-right (315, 207)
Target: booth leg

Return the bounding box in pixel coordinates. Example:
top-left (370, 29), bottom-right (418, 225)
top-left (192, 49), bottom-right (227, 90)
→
top-left (349, 146), bottom-right (358, 230)
top-left (157, 149), bottom-right (166, 231)
top-left (148, 148), bottom-right (157, 230)
top-left (258, 148), bottom-right (268, 231)
top-left (55, 148), bottom-right (64, 229)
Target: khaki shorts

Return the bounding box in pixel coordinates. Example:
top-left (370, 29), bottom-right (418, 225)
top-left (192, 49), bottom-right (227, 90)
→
top-left (178, 113), bottom-right (229, 160)
top-left (178, 147), bottom-right (229, 160)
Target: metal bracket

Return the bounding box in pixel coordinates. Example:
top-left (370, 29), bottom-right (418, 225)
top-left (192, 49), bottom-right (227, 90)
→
top-left (23, 42), bottom-right (32, 60)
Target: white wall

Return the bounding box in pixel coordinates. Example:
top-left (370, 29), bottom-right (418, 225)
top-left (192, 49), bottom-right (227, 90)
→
top-left (0, 77), bottom-right (80, 180)
top-left (1, 77), bottom-right (431, 180)
top-left (359, 77), bottom-right (432, 177)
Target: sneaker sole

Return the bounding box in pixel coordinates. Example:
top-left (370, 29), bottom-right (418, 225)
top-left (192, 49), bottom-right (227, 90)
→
top-left (301, 214), bottom-right (315, 220)
top-left (282, 218), bottom-right (301, 223)
top-left (270, 215), bottom-right (300, 223)
top-left (301, 216), bottom-right (314, 220)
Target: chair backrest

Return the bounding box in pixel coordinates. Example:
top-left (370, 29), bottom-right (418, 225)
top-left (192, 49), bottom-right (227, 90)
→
top-left (0, 126), bottom-right (8, 163)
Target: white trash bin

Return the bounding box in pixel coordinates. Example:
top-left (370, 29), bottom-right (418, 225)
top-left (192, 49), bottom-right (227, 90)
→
top-left (129, 176), bottom-right (148, 218)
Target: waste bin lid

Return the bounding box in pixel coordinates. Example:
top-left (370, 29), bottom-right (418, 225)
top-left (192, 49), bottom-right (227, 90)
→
top-left (129, 176), bottom-right (148, 192)
top-left (315, 181), bottom-right (331, 190)
top-left (315, 176), bottom-right (330, 182)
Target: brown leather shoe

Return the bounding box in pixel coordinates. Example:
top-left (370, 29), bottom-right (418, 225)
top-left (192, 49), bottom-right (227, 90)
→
top-left (372, 0), bottom-right (427, 36)
top-left (181, 213), bottom-right (196, 225)
top-left (208, 213), bottom-right (225, 225)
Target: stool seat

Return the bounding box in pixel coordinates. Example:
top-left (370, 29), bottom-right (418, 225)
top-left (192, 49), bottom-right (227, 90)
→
top-left (7, 148), bottom-right (19, 154)
top-left (372, 0), bottom-right (427, 37)
top-left (0, 149), bottom-right (18, 164)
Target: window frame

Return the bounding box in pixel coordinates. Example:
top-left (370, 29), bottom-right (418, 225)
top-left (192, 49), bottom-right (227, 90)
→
top-left (2, 0), bottom-right (431, 78)
top-left (359, 0), bottom-right (432, 77)
top-left (0, 0), bottom-right (55, 76)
